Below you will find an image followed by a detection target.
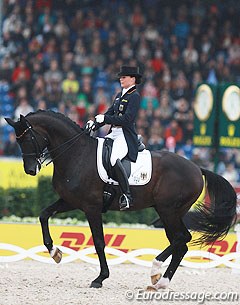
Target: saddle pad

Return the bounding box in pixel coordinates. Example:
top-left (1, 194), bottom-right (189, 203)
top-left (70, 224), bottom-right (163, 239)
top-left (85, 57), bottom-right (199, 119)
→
top-left (97, 138), bottom-right (152, 186)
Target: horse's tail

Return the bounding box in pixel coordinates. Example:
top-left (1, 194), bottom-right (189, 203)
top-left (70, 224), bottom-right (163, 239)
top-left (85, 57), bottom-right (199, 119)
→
top-left (191, 168), bottom-right (237, 245)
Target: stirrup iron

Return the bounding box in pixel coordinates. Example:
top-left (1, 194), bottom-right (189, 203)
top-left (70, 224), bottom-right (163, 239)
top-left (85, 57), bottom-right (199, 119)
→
top-left (119, 194), bottom-right (131, 211)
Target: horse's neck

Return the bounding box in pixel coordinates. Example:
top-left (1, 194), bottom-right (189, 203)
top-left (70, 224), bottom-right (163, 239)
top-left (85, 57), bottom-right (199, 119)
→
top-left (31, 115), bottom-right (77, 144)
top-left (47, 123), bottom-right (77, 146)
top-left (30, 114), bottom-right (95, 155)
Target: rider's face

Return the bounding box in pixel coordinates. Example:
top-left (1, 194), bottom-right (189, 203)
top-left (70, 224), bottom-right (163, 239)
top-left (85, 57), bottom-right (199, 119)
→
top-left (119, 76), bottom-right (136, 89)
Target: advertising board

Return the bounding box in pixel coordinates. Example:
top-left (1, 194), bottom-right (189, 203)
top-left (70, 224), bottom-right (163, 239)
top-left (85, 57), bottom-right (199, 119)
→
top-left (0, 223), bottom-right (239, 268)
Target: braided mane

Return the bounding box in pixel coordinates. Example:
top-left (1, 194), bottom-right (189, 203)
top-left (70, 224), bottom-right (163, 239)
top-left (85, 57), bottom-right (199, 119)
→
top-left (26, 110), bottom-right (83, 133)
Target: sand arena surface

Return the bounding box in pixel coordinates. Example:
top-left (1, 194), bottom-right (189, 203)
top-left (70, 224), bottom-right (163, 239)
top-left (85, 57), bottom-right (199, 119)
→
top-left (1, 261), bottom-right (240, 305)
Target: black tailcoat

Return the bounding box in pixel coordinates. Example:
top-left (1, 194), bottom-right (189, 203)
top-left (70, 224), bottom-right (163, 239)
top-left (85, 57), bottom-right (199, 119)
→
top-left (102, 86), bottom-right (140, 162)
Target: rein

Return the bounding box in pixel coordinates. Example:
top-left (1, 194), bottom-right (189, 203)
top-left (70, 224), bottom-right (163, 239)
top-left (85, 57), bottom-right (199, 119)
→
top-left (44, 130), bottom-right (86, 166)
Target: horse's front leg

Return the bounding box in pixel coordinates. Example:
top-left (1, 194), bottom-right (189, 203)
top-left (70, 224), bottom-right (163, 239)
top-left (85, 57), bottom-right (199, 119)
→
top-left (39, 198), bottom-right (75, 262)
top-left (85, 210), bottom-right (109, 288)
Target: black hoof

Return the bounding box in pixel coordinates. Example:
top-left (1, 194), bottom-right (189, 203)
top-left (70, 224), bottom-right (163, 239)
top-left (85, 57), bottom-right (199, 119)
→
top-left (90, 281), bottom-right (102, 288)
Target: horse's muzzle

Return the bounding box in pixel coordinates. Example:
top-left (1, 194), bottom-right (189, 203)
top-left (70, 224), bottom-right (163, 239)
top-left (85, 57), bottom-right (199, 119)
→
top-left (24, 161), bottom-right (41, 176)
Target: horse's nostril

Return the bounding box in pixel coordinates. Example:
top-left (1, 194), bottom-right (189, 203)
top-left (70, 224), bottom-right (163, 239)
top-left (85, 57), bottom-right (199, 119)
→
top-left (28, 169), bottom-right (36, 176)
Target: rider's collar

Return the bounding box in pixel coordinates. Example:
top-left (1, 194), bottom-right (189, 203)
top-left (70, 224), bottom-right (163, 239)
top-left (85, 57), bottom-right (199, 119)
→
top-left (121, 85), bottom-right (136, 97)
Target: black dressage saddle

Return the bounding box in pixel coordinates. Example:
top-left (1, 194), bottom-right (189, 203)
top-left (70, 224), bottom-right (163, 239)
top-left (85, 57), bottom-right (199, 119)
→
top-left (101, 135), bottom-right (145, 213)
top-left (102, 135), bottom-right (145, 180)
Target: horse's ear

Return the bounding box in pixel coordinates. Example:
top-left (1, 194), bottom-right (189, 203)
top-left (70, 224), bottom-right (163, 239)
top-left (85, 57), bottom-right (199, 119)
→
top-left (5, 117), bottom-right (16, 127)
top-left (20, 114), bottom-right (25, 121)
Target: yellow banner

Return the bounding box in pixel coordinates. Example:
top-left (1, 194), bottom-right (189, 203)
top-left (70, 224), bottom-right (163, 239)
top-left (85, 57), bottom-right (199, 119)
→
top-left (0, 224), bottom-right (237, 264)
top-left (0, 158), bottom-right (53, 189)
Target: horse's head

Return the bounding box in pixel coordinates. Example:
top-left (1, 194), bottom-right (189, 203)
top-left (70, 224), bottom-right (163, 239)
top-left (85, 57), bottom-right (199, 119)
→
top-left (5, 114), bottom-right (48, 176)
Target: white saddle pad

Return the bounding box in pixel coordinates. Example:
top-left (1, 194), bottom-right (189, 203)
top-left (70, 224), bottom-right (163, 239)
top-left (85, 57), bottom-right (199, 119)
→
top-left (96, 138), bottom-right (152, 186)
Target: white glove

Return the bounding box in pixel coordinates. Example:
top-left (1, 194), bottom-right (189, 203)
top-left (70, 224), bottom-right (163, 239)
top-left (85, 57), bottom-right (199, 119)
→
top-left (95, 114), bottom-right (105, 123)
top-left (85, 120), bottom-right (94, 130)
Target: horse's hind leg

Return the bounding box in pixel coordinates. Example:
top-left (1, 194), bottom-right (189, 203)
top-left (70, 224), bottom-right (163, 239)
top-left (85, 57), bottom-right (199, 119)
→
top-left (150, 216), bottom-right (176, 285)
top-left (150, 216), bottom-right (191, 290)
top-left (39, 198), bottom-right (76, 263)
top-left (151, 244), bottom-right (174, 285)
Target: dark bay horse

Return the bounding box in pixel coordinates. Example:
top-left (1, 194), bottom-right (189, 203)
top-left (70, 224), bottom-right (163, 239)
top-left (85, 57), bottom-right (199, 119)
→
top-left (5, 110), bottom-right (237, 290)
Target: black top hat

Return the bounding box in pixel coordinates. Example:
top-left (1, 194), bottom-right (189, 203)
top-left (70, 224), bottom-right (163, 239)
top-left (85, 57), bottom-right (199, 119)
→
top-left (117, 66), bottom-right (142, 84)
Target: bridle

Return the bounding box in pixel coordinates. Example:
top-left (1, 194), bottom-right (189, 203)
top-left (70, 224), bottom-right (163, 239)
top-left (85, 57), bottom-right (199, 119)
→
top-left (17, 120), bottom-right (48, 163)
top-left (17, 120), bottom-right (87, 166)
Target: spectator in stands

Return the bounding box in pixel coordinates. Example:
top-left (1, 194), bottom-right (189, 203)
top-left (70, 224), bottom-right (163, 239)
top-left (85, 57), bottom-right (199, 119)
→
top-left (191, 148), bottom-right (208, 168)
top-left (182, 37), bottom-right (199, 66)
top-left (42, 38), bottom-right (59, 69)
top-left (147, 132), bottom-right (165, 151)
top-left (36, 99), bottom-right (47, 110)
top-left (15, 86), bottom-right (28, 101)
top-left (32, 75), bottom-right (46, 105)
top-left (12, 59), bottom-right (31, 84)
top-left (3, 132), bottom-right (21, 157)
top-left (151, 49), bottom-right (165, 74)
top-left (173, 97), bottom-right (192, 131)
top-left (89, 39), bottom-right (106, 69)
top-left (0, 0), bottom-right (240, 185)
top-left (44, 59), bottom-right (63, 84)
top-left (54, 15), bottom-right (69, 40)
top-left (62, 71), bottom-right (79, 106)
top-left (0, 55), bottom-right (14, 82)
top-left (136, 109), bottom-right (149, 138)
top-left (174, 4), bottom-right (190, 50)
top-left (130, 4), bottom-right (145, 28)
top-left (156, 91), bottom-right (174, 127)
top-left (14, 98), bottom-right (34, 119)
top-left (46, 78), bottom-right (62, 110)
top-left (222, 163), bottom-right (239, 186)
top-left (73, 39), bottom-right (88, 69)
top-left (30, 58), bottom-right (44, 84)
top-left (181, 139), bottom-right (194, 160)
top-left (78, 75), bottom-right (93, 105)
top-left (62, 51), bottom-right (75, 74)
top-left (164, 119), bottom-right (183, 148)
top-left (93, 86), bottom-right (110, 113)
top-left (147, 119), bottom-right (165, 151)
top-left (171, 70), bottom-right (190, 101)
top-left (140, 80), bottom-right (159, 110)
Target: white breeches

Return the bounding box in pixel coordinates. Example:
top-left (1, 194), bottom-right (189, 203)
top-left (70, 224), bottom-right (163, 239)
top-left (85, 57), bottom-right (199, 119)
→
top-left (105, 127), bottom-right (128, 166)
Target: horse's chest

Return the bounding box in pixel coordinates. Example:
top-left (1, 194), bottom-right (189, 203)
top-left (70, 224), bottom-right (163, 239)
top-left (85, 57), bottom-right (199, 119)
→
top-left (53, 175), bottom-right (81, 194)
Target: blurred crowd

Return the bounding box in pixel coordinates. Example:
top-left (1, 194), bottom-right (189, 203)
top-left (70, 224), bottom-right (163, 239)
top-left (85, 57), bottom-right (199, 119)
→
top-left (0, 0), bottom-right (240, 184)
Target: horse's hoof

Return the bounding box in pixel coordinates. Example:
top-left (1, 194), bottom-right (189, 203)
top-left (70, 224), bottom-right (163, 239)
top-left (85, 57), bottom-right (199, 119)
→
top-left (50, 247), bottom-right (62, 264)
top-left (154, 277), bottom-right (170, 289)
top-left (151, 273), bottom-right (161, 285)
top-left (146, 285), bottom-right (158, 292)
top-left (90, 281), bottom-right (102, 288)
top-left (147, 277), bottom-right (170, 291)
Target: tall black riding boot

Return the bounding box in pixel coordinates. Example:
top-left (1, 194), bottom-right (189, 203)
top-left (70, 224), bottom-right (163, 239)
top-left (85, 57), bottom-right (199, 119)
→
top-left (113, 159), bottom-right (133, 211)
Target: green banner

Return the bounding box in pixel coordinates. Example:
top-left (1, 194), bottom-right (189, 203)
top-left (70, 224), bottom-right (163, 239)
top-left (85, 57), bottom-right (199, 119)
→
top-left (193, 84), bottom-right (217, 147)
top-left (218, 84), bottom-right (240, 148)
